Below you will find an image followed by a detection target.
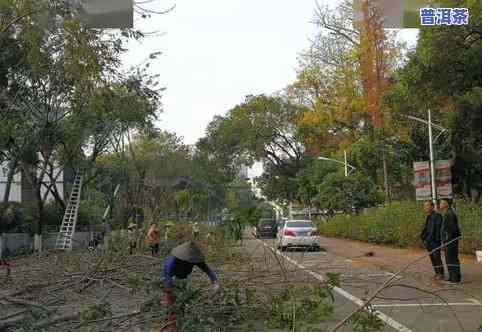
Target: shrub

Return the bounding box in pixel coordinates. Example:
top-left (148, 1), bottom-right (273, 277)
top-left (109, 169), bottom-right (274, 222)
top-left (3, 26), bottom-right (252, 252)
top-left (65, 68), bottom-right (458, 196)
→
top-left (77, 200), bottom-right (105, 228)
top-left (0, 202), bottom-right (26, 233)
top-left (318, 201), bottom-right (482, 255)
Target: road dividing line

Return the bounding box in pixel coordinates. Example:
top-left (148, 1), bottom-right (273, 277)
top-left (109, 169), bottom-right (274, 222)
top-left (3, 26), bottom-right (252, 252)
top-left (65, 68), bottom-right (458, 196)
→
top-left (372, 302), bottom-right (482, 308)
top-left (258, 240), bottom-right (413, 332)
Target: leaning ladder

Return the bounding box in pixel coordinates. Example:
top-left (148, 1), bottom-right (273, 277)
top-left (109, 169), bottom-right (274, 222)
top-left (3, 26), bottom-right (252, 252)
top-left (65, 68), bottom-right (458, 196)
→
top-left (55, 170), bottom-right (84, 250)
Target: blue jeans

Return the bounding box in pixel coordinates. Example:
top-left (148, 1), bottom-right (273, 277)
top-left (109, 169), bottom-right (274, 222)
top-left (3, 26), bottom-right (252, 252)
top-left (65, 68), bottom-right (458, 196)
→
top-left (150, 243), bottom-right (159, 256)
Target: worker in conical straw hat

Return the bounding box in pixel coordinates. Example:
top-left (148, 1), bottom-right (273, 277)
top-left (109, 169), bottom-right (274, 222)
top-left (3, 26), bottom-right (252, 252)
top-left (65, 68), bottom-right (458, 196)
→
top-left (161, 241), bottom-right (220, 331)
top-left (164, 221), bottom-right (174, 241)
top-left (192, 221), bottom-right (200, 240)
top-left (127, 221), bottom-right (137, 255)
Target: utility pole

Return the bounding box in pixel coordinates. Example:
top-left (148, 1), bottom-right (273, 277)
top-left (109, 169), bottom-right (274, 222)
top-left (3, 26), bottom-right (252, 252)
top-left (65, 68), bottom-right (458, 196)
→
top-left (428, 109), bottom-right (438, 210)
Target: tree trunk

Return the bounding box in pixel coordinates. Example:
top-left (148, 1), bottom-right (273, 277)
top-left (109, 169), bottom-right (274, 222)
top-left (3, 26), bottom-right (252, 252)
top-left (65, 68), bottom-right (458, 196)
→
top-left (2, 159), bottom-right (18, 204)
top-left (35, 183), bottom-right (45, 236)
top-left (0, 160), bottom-right (18, 232)
top-left (41, 181), bottom-right (66, 209)
top-left (34, 154), bottom-right (51, 237)
top-left (49, 183), bottom-right (66, 209)
top-left (382, 150), bottom-right (390, 202)
top-left (43, 167), bottom-right (66, 209)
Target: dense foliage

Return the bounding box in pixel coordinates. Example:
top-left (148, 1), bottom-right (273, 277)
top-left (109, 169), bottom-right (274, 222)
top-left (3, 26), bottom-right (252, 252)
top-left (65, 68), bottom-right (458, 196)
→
top-left (0, 0), bottom-right (162, 233)
top-left (198, 0), bottom-right (482, 215)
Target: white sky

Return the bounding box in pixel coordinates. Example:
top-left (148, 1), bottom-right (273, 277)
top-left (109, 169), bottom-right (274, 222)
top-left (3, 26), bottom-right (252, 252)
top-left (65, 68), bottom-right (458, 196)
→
top-left (122, 0), bottom-right (419, 178)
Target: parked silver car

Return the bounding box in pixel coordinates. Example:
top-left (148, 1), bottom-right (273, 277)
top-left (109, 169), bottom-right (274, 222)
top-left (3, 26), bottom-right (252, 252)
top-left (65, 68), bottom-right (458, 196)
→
top-left (276, 219), bottom-right (321, 251)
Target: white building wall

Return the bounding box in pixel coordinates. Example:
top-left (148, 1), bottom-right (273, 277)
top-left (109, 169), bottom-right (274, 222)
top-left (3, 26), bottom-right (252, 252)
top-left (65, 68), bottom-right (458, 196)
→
top-left (0, 161), bottom-right (22, 202)
top-left (0, 157), bottom-right (65, 203)
top-left (238, 165), bottom-right (249, 180)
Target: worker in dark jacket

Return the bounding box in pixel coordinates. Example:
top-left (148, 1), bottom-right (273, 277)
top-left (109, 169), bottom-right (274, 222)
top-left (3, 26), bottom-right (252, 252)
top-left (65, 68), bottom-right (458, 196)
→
top-left (440, 199), bottom-right (462, 284)
top-left (421, 201), bottom-right (444, 281)
top-left (162, 241), bottom-right (219, 331)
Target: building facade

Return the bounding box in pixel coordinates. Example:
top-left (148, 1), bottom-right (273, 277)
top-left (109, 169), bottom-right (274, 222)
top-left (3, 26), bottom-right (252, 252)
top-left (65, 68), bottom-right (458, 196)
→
top-left (0, 160), bottom-right (66, 203)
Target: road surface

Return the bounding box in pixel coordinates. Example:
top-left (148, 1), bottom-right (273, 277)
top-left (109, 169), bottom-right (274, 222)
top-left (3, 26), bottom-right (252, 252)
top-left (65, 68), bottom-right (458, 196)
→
top-left (245, 237), bottom-right (482, 332)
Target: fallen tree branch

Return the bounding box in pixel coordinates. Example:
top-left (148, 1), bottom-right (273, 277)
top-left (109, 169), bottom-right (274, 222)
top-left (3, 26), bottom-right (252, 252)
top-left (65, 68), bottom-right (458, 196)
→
top-left (0, 296), bottom-right (53, 313)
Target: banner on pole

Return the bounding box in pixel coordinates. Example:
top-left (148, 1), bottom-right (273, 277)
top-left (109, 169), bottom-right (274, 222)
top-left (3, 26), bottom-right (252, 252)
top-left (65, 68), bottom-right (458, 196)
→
top-left (413, 160), bottom-right (453, 201)
top-left (435, 160), bottom-right (453, 199)
top-left (414, 161), bottom-right (431, 201)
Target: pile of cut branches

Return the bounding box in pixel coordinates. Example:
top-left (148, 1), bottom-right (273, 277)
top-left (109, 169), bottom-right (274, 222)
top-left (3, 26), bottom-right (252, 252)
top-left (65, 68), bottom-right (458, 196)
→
top-left (0, 224), bottom-right (342, 332)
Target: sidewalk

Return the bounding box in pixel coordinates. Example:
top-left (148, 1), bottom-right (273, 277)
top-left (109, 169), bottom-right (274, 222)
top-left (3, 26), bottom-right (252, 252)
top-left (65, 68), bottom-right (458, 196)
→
top-left (320, 236), bottom-right (482, 295)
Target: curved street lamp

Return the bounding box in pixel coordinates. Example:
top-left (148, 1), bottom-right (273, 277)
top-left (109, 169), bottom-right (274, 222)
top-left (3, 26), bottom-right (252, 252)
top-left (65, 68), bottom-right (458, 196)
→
top-left (402, 111), bottom-right (448, 209)
top-left (318, 150), bottom-right (357, 177)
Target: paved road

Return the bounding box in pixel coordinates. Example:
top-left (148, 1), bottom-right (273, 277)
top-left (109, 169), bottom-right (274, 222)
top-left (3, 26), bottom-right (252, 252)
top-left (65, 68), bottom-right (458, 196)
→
top-left (250, 237), bottom-right (482, 332)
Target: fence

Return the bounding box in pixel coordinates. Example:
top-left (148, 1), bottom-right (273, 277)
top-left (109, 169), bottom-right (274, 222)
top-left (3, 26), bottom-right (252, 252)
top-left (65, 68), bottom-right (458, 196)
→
top-left (201, 220), bottom-right (222, 227)
top-left (0, 232), bottom-right (95, 257)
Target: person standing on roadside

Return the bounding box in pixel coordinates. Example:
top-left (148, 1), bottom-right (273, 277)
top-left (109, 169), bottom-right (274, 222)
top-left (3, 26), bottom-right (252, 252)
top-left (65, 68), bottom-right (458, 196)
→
top-left (440, 199), bottom-right (462, 284)
top-left (421, 201), bottom-right (444, 282)
top-left (146, 223), bottom-right (160, 256)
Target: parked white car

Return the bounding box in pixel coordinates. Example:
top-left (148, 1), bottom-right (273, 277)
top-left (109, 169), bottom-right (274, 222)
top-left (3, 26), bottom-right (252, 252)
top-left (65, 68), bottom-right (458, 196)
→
top-left (277, 219), bottom-right (321, 251)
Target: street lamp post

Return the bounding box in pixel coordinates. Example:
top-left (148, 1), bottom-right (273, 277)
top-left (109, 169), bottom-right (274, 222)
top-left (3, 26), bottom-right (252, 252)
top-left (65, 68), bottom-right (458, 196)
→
top-left (427, 109), bottom-right (437, 209)
top-left (402, 110), bottom-right (447, 210)
top-left (318, 150), bottom-right (356, 177)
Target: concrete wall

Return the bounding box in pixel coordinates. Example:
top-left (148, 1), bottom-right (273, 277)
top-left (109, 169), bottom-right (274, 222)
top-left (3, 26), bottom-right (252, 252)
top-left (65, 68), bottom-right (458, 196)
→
top-left (1, 233), bottom-right (32, 255)
top-left (0, 232), bottom-right (94, 257)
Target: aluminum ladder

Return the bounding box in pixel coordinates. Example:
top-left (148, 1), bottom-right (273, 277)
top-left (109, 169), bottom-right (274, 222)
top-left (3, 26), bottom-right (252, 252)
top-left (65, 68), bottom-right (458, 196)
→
top-left (55, 170), bottom-right (84, 250)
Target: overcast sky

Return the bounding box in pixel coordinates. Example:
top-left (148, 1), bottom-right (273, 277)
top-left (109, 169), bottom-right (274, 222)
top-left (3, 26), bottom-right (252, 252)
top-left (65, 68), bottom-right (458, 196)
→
top-left (122, 0), bottom-right (418, 177)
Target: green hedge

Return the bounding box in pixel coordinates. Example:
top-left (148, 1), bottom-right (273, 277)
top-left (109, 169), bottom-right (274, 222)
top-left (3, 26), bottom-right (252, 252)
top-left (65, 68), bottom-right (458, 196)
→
top-left (317, 201), bottom-right (482, 255)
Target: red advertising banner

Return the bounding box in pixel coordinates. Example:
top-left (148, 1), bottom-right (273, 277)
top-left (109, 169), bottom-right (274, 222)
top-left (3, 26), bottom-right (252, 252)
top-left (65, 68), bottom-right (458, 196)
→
top-left (435, 160), bottom-right (453, 198)
top-left (413, 160), bottom-right (453, 201)
top-left (414, 161), bottom-right (431, 201)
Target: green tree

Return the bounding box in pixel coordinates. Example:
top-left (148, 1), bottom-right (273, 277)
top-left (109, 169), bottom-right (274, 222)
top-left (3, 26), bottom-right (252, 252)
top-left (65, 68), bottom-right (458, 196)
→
top-left (296, 158), bottom-right (339, 208)
top-left (315, 172), bottom-right (382, 213)
top-left (449, 88), bottom-right (482, 201)
top-left (390, 0), bottom-right (482, 199)
top-left (0, 0), bottom-right (162, 235)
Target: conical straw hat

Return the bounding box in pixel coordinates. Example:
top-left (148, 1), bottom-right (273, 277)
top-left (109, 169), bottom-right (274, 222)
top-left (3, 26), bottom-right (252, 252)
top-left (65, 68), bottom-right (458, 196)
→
top-left (171, 241), bottom-right (205, 264)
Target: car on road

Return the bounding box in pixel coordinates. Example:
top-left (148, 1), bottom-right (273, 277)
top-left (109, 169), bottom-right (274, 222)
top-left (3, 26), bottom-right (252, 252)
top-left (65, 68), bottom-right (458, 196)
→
top-left (253, 218), bottom-right (277, 238)
top-left (276, 219), bottom-right (321, 251)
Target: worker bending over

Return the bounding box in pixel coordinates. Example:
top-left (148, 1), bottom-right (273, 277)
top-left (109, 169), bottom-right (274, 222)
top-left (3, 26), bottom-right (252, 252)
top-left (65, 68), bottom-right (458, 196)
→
top-left (162, 241), bottom-right (219, 331)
